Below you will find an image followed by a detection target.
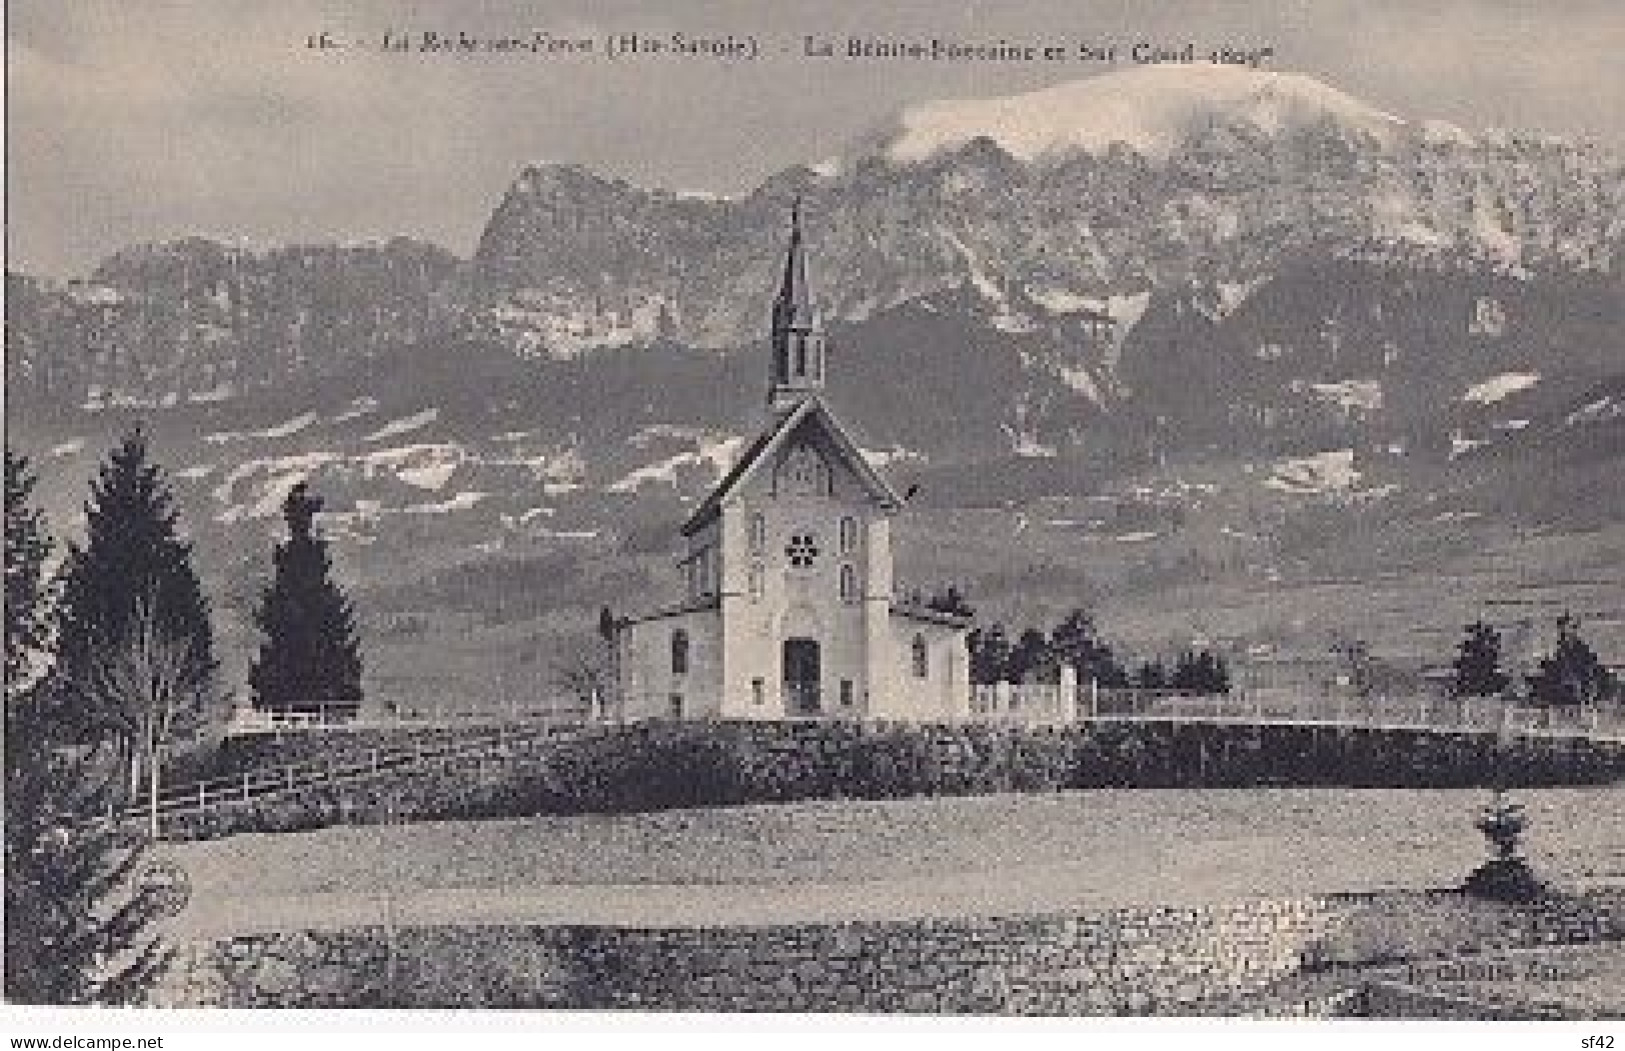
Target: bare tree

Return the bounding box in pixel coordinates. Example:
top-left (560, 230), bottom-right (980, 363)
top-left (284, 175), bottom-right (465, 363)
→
top-left (554, 644), bottom-right (610, 722)
top-left (79, 593), bottom-right (212, 838)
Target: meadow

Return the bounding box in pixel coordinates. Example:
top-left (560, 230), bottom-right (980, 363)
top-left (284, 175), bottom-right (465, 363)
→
top-left (162, 784), bottom-right (1625, 940)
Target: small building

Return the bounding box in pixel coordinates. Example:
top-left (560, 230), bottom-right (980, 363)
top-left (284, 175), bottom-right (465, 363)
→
top-left (611, 205), bottom-right (972, 721)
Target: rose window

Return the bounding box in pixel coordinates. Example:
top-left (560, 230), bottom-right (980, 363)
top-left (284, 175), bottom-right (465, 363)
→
top-left (786, 532), bottom-right (820, 569)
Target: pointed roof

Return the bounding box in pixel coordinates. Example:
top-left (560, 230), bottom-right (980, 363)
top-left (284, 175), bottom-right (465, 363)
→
top-left (681, 396), bottom-right (904, 536)
top-left (776, 196), bottom-right (811, 316)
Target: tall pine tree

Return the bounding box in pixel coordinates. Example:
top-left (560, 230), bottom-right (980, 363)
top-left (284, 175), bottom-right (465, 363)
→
top-left (6, 448), bottom-right (172, 1004)
top-left (1450, 620), bottom-right (1511, 698)
top-left (249, 482), bottom-right (363, 719)
top-left (4, 716), bottom-right (175, 1004)
top-left (1528, 612), bottom-right (1616, 708)
top-left (6, 448), bottom-right (54, 701)
top-left (55, 428), bottom-right (216, 787)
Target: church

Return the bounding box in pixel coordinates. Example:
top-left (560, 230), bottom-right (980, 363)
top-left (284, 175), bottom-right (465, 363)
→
top-left (610, 205), bottom-right (973, 722)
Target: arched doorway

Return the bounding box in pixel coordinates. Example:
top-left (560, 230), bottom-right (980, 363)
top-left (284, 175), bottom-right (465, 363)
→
top-left (783, 638), bottom-right (821, 715)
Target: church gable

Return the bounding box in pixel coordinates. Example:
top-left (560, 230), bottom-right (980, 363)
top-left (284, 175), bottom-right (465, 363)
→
top-left (682, 397), bottom-right (902, 536)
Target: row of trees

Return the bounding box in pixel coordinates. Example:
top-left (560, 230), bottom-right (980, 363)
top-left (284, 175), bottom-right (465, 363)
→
top-left (4, 432), bottom-right (363, 1003)
top-left (964, 606), bottom-right (1231, 695)
top-left (1450, 614), bottom-right (1618, 706)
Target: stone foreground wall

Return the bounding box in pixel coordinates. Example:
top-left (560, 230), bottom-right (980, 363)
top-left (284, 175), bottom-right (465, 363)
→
top-left (149, 889), bottom-right (1625, 1014)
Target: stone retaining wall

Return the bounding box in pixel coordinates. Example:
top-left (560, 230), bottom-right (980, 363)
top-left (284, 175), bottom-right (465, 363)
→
top-left (165, 719), bottom-right (1625, 842)
top-left (148, 889), bottom-right (1625, 1014)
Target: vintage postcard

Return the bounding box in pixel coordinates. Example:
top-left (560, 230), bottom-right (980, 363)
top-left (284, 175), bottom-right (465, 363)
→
top-left (4, 0), bottom-right (1623, 1033)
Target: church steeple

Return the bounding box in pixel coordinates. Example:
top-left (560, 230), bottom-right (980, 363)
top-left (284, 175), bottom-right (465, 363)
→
top-left (768, 198), bottom-right (826, 413)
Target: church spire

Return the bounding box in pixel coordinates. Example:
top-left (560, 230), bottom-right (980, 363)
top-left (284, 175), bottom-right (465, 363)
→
top-left (768, 197), bottom-right (825, 413)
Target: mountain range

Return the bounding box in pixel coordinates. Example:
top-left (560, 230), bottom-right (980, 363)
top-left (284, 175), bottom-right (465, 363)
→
top-left (8, 65), bottom-right (1622, 710)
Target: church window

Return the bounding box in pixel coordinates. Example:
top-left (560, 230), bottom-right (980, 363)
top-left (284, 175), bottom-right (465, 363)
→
top-left (748, 512), bottom-right (766, 554)
top-left (912, 634), bottom-right (929, 679)
top-left (786, 532), bottom-right (820, 569)
top-left (781, 445), bottom-right (828, 496)
top-left (839, 564), bottom-right (857, 603)
top-left (669, 694), bottom-right (684, 719)
top-left (749, 562), bottom-right (765, 600)
top-left (794, 335), bottom-right (807, 376)
top-left (671, 630), bottom-right (690, 675)
top-left (840, 680), bottom-right (854, 707)
top-left (839, 516), bottom-right (858, 554)
top-left (752, 678), bottom-right (765, 706)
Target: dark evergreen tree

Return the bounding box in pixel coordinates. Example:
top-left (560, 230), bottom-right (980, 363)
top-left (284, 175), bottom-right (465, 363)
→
top-left (1008, 628), bottom-right (1056, 684)
top-left (925, 585), bottom-right (975, 619)
top-left (249, 482), bottom-right (363, 718)
top-left (1527, 612), bottom-right (1616, 708)
top-left (1171, 649), bottom-right (1232, 695)
top-left (1049, 609), bottom-right (1129, 686)
top-left (1450, 620), bottom-right (1510, 698)
top-left (55, 428), bottom-right (216, 772)
top-left (968, 624), bottom-right (1012, 685)
top-left (5, 448), bottom-right (54, 701)
top-left (4, 695), bottom-right (174, 1004)
top-left (1134, 659), bottom-right (1169, 690)
top-left (6, 467), bottom-right (173, 1004)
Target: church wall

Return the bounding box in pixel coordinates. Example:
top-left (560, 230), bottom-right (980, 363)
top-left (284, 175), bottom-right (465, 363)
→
top-left (714, 429), bottom-right (890, 719)
top-left (881, 616), bottom-right (972, 721)
top-left (617, 609), bottom-right (723, 721)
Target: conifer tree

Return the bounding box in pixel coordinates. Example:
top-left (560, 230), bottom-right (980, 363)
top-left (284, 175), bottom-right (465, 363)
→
top-left (55, 428), bottom-right (216, 791)
top-left (249, 482), bottom-right (363, 719)
top-left (1450, 620), bottom-right (1510, 698)
top-left (1528, 612), bottom-right (1616, 708)
top-left (4, 705), bottom-right (174, 1004)
top-left (1134, 659), bottom-right (1169, 690)
top-left (968, 624), bottom-right (1012, 685)
top-left (5, 452), bottom-right (172, 1004)
top-left (6, 448), bottom-right (54, 701)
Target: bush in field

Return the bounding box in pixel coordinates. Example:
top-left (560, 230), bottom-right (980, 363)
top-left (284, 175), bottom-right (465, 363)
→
top-left (1462, 788), bottom-right (1544, 903)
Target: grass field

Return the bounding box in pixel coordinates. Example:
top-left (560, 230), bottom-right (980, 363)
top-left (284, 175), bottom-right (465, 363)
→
top-left (162, 785), bottom-right (1625, 939)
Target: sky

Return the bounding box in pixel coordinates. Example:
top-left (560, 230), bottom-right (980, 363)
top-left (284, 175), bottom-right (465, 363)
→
top-left (8, 0), bottom-right (1623, 276)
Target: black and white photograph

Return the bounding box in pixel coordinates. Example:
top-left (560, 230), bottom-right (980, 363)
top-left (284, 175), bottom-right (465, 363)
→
top-left (4, 0), bottom-right (1623, 1030)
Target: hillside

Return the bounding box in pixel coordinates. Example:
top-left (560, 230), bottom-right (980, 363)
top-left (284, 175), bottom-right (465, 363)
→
top-left (6, 66), bottom-right (1621, 713)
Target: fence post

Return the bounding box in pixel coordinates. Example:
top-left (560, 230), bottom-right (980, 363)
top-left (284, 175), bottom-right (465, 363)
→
top-left (370, 749), bottom-right (380, 774)
top-left (242, 772), bottom-right (251, 803)
top-left (1060, 665), bottom-right (1078, 724)
top-left (1089, 679), bottom-right (1099, 720)
top-left (198, 782), bottom-right (207, 811)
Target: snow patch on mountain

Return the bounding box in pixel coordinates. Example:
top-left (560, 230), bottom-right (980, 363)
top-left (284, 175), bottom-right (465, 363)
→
top-left (214, 452), bottom-right (340, 523)
top-left (204, 412), bottom-right (318, 445)
top-left (843, 65), bottom-right (1406, 170)
top-left (186, 384), bottom-right (235, 404)
top-left (1263, 449), bottom-right (1360, 494)
top-left (1000, 421), bottom-right (1057, 459)
top-left (357, 444), bottom-right (465, 491)
top-left (608, 435), bottom-right (746, 493)
top-left (365, 408), bottom-right (439, 443)
top-left (860, 444), bottom-right (925, 469)
top-left (1303, 379), bottom-right (1383, 414)
top-left (1566, 396), bottom-right (1622, 426)
top-left (332, 396), bottom-right (380, 423)
top-left (402, 492), bottom-right (486, 515)
top-left (48, 439), bottom-right (86, 459)
top-left (1464, 372), bottom-right (1540, 404)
